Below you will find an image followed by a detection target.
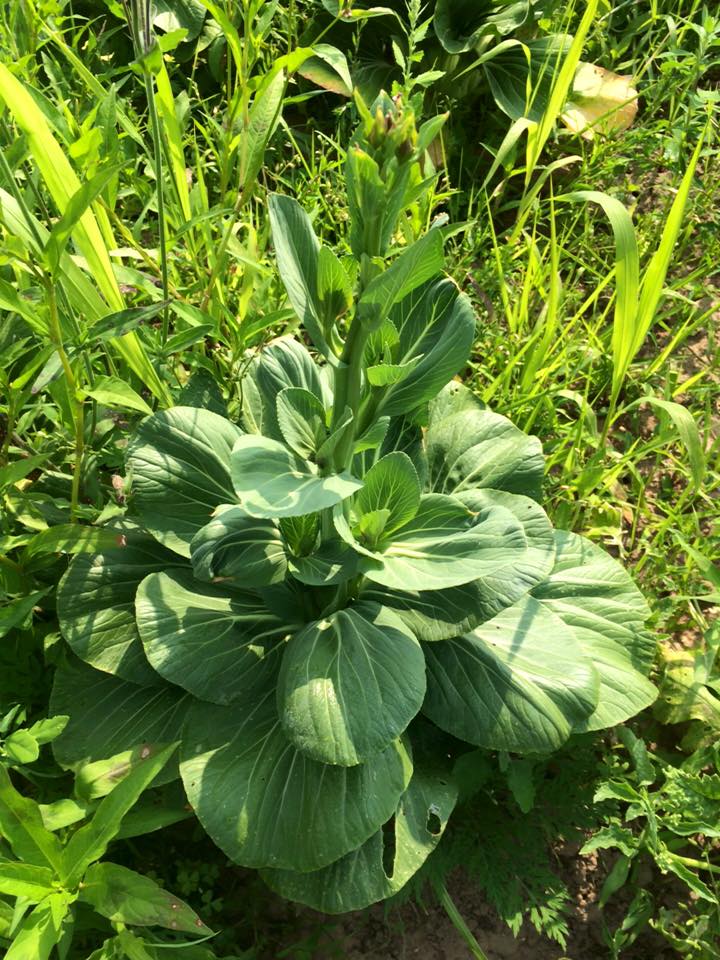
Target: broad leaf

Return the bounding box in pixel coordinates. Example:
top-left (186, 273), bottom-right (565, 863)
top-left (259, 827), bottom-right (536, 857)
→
top-left (4, 894), bottom-right (70, 960)
top-left (190, 506), bottom-right (287, 586)
top-left (532, 530), bottom-right (655, 730)
top-left (423, 596), bottom-right (599, 752)
top-left (80, 862), bottom-right (212, 933)
top-left (426, 381), bottom-right (544, 501)
top-left (241, 337), bottom-right (324, 440)
top-left (61, 743), bottom-right (177, 887)
top-left (262, 768), bottom-right (457, 912)
top-left (136, 569), bottom-right (289, 704)
top-left (376, 279), bottom-right (475, 418)
top-left (127, 407), bottom-right (243, 556)
top-left (434, 0), bottom-right (530, 54)
top-left (180, 686), bottom-right (412, 872)
top-left (278, 602), bottom-right (426, 765)
top-left (51, 657), bottom-right (190, 778)
top-left (356, 452), bottom-right (421, 539)
top-left (57, 526), bottom-right (185, 685)
top-left (338, 493), bottom-right (527, 591)
top-left (288, 541), bottom-right (361, 586)
top-left (483, 36), bottom-right (571, 122)
top-left (357, 230), bottom-right (444, 329)
top-left (367, 489), bottom-right (555, 640)
top-left (0, 862), bottom-right (55, 903)
top-left (231, 435), bottom-right (362, 517)
top-left (276, 387), bottom-right (327, 459)
top-left (0, 766), bottom-right (64, 873)
top-left (268, 194), bottom-right (333, 358)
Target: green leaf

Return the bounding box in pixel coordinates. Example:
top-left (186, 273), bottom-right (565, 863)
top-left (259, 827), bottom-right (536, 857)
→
top-left (239, 69), bottom-right (285, 196)
top-left (231, 435), bottom-right (362, 518)
top-left (366, 356), bottom-right (423, 386)
top-left (426, 381), bottom-right (545, 500)
top-left (80, 862), bottom-right (212, 933)
top-left (276, 387), bottom-right (327, 459)
top-left (190, 505), bottom-right (287, 586)
top-left (57, 526), bottom-right (184, 685)
top-left (278, 601), bottom-right (425, 765)
top-left (61, 743), bottom-right (177, 887)
top-left (90, 302), bottom-right (170, 342)
top-left (532, 530), bottom-right (656, 731)
top-left (377, 280), bottom-right (475, 418)
top-left (340, 493), bottom-right (528, 591)
top-left (483, 36), bottom-right (571, 122)
top-left (152, 0), bottom-right (206, 39)
top-left (74, 743), bottom-right (178, 802)
top-left (367, 489), bottom-right (556, 641)
top-left (630, 397), bottom-right (706, 491)
top-left (23, 524), bottom-right (124, 559)
top-left (127, 407), bottom-right (244, 556)
top-left (317, 245), bottom-right (352, 323)
top-left (0, 455), bottom-right (48, 490)
top-left (288, 540), bottom-right (361, 586)
top-left (136, 569), bottom-right (288, 704)
top-left (357, 231), bottom-right (445, 329)
top-left (0, 765), bottom-right (65, 872)
top-left (4, 894), bottom-right (70, 960)
top-left (356, 452), bottom-right (421, 540)
top-left (434, 0), bottom-right (530, 54)
top-left (0, 591), bottom-right (48, 640)
top-left (180, 685), bottom-right (413, 871)
top-left (3, 730), bottom-right (39, 765)
top-left (299, 44), bottom-right (353, 96)
top-left (423, 596), bottom-right (599, 752)
top-left (268, 194), bottom-right (333, 359)
top-left (0, 862), bottom-right (55, 902)
top-left (44, 163), bottom-right (125, 273)
top-left (241, 337), bottom-right (324, 439)
top-left (263, 767), bottom-right (457, 912)
top-left (51, 657), bottom-right (190, 778)
top-left (83, 376), bottom-right (152, 415)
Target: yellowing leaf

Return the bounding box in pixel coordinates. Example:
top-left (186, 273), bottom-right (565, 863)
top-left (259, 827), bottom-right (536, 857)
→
top-left (562, 62), bottom-right (638, 140)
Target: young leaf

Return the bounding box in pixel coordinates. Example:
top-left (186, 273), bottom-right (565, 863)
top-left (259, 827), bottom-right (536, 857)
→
top-left (0, 862), bottom-right (55, 903)
top-left (276, 387), bottom-right (327, 459)
top-left (4, 893), bottom-right (70, 960)
top-left (357, 230), bottom-right (444, 329)
top-left (356, 452), bottom-right (421, 539)
top-left (83, 376), bottom-right (153, 415)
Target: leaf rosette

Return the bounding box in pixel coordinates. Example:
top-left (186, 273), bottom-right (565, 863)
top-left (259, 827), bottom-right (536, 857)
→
top-left (53, 97), bottom-right (654, 914)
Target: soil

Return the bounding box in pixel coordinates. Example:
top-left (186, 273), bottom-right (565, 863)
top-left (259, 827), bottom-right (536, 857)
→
top-left (253, 861), bottom-right (677, 960)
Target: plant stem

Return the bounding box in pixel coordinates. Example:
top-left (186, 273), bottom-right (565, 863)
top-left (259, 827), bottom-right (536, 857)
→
top-left (331, 316), bottom-right (370, 471)
top-left (433, 880), bottom-right (490, 960)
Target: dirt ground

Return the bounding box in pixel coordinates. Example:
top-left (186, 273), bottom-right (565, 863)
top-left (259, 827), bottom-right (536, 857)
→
top-left (260, 855), bottom-right (677, 960)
